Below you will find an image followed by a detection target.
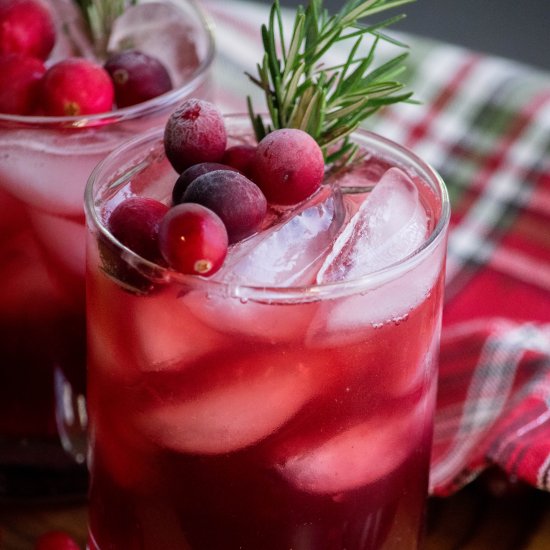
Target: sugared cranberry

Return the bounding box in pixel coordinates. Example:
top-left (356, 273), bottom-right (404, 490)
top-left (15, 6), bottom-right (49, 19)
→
top-left (0, 0), bottom-right (55, 60)
top-left (108, 197), bottom-right (169, 262)
top-left (164, 98), bottom-right (227, 173)
top-left (40, 58), bottom-right (114, 116)
top-left (250, 128), bottom-right (325, 205)
top-left (104, 49), bottom-right (173, 108)
top-left (0, 53), bottom-right (45, 114)
top-left (172, 162), bottom-right (239, 204)
top-left (221, 144), bottom-right (257, 176)
top-left (159, 203), bottom-right (228, 276)
top-left (35, 531), bottom-right (80, 550)
top-left (182, 170), bottom-right (267, 243)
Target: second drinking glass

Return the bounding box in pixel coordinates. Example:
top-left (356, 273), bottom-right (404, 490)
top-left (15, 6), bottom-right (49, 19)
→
top-left (0, 0), bottom-right (214, 499)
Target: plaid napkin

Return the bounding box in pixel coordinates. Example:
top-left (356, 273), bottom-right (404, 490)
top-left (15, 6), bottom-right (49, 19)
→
top-left (202, 0), bottom-right (550, 497)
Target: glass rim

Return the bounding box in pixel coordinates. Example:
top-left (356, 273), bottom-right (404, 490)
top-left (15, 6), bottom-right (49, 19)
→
top-left (85, 116), bottom-right (450, 301)
top-left (0, 0), bottom-right (215, 129)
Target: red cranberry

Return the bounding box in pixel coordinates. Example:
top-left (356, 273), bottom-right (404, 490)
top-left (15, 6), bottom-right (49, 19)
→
top-left (159, 203), bottom-right (228, 276)
top-left (40, 58), bottom-right (114, 116)
top-left (0, 53), bottom-right (45, 114)
top-left (164, 98), bottom-right (227, 173)
top-left (108, 197), bottom-right (169, 262)
top-left (104, 49), bottom-right (173, 108)
top-left (172, 162), bottom-right (239, 204)
top-left (35, 531), bottom-right (80, 550)
top-left (250, 128), bottom-right (325, 205)
top-left (0, 0), bottom-right (55, 60)
top-left (221, 144), bottom-right (257, 176)
top-left (182, 170), bottom-right (267, 243)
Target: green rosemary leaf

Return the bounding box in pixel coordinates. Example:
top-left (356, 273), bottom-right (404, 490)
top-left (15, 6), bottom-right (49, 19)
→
top-left (273, 0), bottom-right (287, 59)
top-left (325, 97), bottom-right (369, 121)
top-left (248, 0), bottom-right (415, 163)
top-left (339, 14), bottom-right (407, 44)
top-left (325, 139), bottom-right (358, 165)
top-left (341, 0), bottom-right (379, 26)
top-left (333, 35), bottom-right (363, 93)
top-left (303, 1), bottom-right (322, 70)
top-left (282, 62), bottom-right (306, 116)
top-left (282, 13), bottom-right (306, 83)
top-left (247, 96), bottom-right (268, 141)
top-left (359, 52), bottom-right (409, 87)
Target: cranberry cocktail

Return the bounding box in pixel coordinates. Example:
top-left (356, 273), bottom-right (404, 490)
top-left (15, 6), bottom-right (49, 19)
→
top-left (85, 101), bottom-right (449, 548)
top-left (0, 0), bottom-right (214, 498)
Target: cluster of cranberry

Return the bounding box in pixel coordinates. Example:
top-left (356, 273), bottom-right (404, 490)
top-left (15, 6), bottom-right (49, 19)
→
top-left (108, 98), bottom-right (325, 277)
top-left (0, 0), bottom-right (172, 116)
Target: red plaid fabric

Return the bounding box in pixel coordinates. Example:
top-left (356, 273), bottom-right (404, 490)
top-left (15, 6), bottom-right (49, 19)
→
top-left (203, 0), bottom-right (550, 496)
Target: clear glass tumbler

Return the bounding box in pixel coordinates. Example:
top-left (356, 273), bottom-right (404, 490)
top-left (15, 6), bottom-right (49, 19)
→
top-left (84, 117), bottom-right (450, 549)
top-left (0, 0), bottom-right (214, 500)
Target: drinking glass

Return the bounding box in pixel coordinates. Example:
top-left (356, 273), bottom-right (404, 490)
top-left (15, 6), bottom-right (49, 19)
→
top-left (84, 116), bottom-right (450, 549)
top-left (0, 0), bottom-right (214, 499)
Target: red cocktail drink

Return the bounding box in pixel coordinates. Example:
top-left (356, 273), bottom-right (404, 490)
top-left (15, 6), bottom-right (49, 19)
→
top-left (0, 0), bottom-right (214, 498)
top-left (85, 117), bottom-right (449, 549)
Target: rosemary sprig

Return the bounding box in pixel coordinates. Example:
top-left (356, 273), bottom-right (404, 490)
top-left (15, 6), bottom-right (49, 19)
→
top-left (75, 0), bottom-right (137, 58)
top-left (247, 0), bottom-right (415, 165)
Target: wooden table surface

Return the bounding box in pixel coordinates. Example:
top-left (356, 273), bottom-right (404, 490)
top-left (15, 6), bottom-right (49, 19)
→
top-left (1, 470), bottom-right (550, 549)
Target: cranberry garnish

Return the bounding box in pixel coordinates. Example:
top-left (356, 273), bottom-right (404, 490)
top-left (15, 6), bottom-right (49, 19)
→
top-left (108, 197), bottom-right (169, 263)
top-left (172, 162), bottom-right (239, 204)
top-left (40, 58), bottom-right (114, 116)
top-left (159, 203), bottom-right (228, 276)
top-left (221, 144), bottom-right (257, 176)
top-left (0, 0), bottom-right (55, 60)
top-left (181, 170), bottom-right (267, 243)
top-left (104, 49), bottom-right (173, 108)
top-left (164, 98), bottom-right (227, 173)
top-left (250, 128), bottom-right (325, 205)
top-left (35, 531), bottom-right (80, 550)
top-left (0, 53), bottom-right (45, 114)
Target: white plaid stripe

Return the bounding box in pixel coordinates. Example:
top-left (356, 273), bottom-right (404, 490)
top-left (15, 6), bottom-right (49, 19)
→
top-left (431, 321), bottom-right (536, 490)
top-left (432, 321), bottom-right (550, 492)
top-left (446, 94), bottom-right (550, 283)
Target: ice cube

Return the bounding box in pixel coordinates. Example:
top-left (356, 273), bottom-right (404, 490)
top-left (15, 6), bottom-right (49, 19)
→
top-left (318, 168), bottom-right (428, 283)
top-left (307, 257), bottom-right (444, 347)
top-left (308, 167), bottom-right (445, 345)
top-left (0, 230), bottom-right (58, 318)
top-left (0, 130), bottom-right (118, 216)
top-left (215, 184), bottom-right (345, 287)
top-left (48, 0), bottom-right (96, 61)
top-left (183, 289), bottom-right (319, 344)
top-left (29, 209), bottom-right (86, 281)
top-left (128, 287), bottom-right (231, 372)
top-left (107, 2), bottom-right (200, 86)
top-left (87, 243), bottom-right (228, 380)
top-left (274, 403), bottom-right (426, 495)
top-left (135, 349), bottom-right (322, 455)
top-left (86, 254), bottom-right (143, 384)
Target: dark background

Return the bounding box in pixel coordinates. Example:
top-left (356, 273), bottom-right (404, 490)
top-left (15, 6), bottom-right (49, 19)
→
top-left (252, 0), bottom-right (550, 72)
